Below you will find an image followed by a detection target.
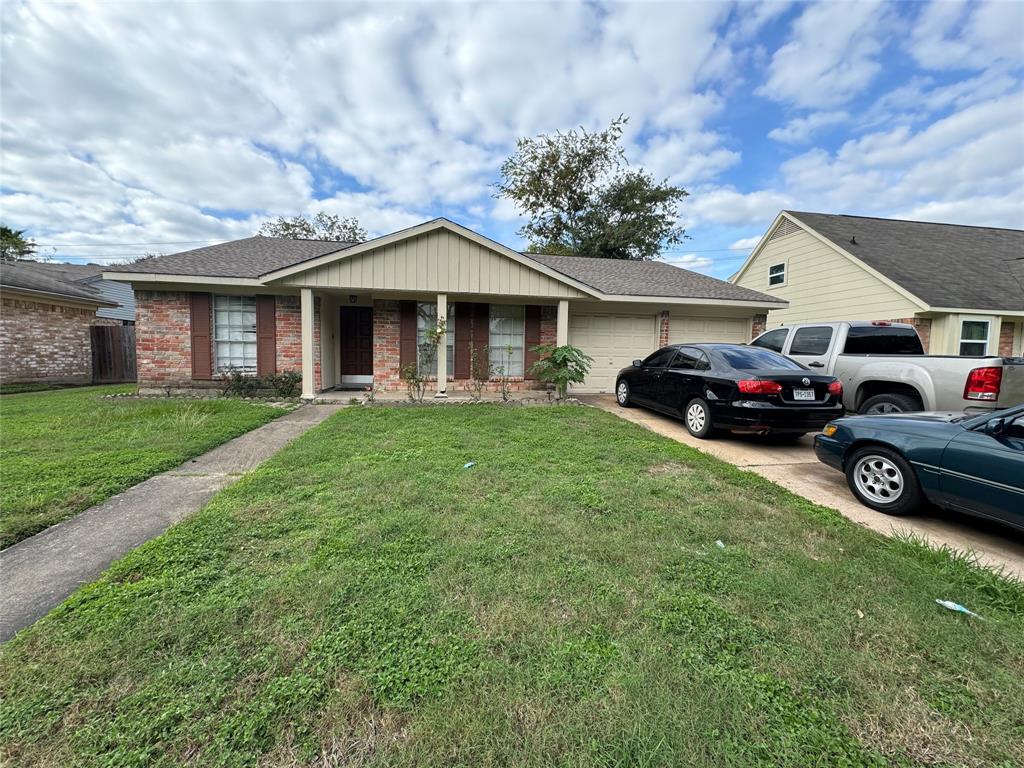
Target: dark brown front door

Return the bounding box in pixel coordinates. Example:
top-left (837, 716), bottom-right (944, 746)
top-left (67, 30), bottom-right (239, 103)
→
top-left (340, 306), bottom-right (373, 376)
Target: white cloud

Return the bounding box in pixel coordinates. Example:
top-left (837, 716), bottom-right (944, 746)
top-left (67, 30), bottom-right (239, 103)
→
top-left (909, 0), bottom-right (1024, 71)
top-left (685, 187), bottom-right (793, 228)
top-left (768, 111), bottom-right (849, 144)
top-left (660, 253), bottom-right (715, 274)
top-left (758, 1), bottom-right (893, 108)
top-left (728, 236), bottom-right (763, 251)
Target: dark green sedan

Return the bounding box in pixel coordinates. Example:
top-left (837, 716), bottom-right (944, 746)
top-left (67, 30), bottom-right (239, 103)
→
top-left (814, 404), bottom-right (1024, 530)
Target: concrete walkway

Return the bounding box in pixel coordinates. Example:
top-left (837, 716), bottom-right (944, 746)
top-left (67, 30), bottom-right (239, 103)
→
top-left (583, 395), bottom-right (1024, 579)
top-left (0, 404), bottom-right (344, 642)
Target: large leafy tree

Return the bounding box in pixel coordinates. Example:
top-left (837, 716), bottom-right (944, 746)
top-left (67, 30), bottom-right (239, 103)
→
top-left (495, 116), bottom-right (688, 260)
top-left (258, 212), bottom-right (367, 242)
top-left (1, 225), bottom-right (37, 262)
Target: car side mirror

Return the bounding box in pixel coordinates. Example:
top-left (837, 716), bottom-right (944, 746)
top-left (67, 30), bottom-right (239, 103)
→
top-left (984, 417), bottom-right (1007, 437)
top-left (632, 359), bottom-right (643, 368)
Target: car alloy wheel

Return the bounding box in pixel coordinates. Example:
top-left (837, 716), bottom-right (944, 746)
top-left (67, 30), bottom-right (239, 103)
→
top-left (865, 402), bottom-right (900, 414)
top-left (852, 454), bottom-right (904, 504)
top-left (616, 381), bottom-right (629, 405)
top-left (686, 402), bottom-right (706, 433)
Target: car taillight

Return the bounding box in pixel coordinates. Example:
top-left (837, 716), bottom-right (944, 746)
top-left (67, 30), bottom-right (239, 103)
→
top-left (738, 379), bottom-right (782, 395)
top-left (827, 380), bottom-right (843, 397)
top-left (964, 366), bottom-right (1002, 401)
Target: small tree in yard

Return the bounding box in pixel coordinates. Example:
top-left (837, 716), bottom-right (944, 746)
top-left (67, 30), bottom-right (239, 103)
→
top-left (1, 225), bottom-right (37, 262)
top-left (527, 344), bottom-right (593, 401)
top-left (464, 344), bottom-right (492, 402)
top-left (401, 319), bottom-right (446, 403)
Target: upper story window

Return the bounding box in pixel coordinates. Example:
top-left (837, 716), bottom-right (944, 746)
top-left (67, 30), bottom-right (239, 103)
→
top-left (214, 295), bottom-right (257, 373)
top-left (768, 263), bottom-right (786, 286)
top-left (489, 304), bottom-right (525, 377)
top-left (959, 319), bottom-right (990, 356)
top-left (416, 302), bottom-right (455, 377)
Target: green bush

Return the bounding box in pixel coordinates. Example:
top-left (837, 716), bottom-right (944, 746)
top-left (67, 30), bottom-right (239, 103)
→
top-left (220, 369), bottom-right (301, 398)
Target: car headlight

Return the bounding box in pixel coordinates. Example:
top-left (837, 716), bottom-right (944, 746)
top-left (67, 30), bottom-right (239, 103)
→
top-left (822, 423), bottom-right (838, 437)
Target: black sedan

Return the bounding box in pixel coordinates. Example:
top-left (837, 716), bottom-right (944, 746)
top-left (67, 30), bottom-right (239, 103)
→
top-left (815, 404), bottom-right (1024, 525)
top-left (615, 344), bottom-right (844, 439)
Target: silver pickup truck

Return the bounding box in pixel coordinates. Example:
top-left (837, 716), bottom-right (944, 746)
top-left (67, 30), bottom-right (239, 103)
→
top-left (750, 321), bottom-right (1024, 414)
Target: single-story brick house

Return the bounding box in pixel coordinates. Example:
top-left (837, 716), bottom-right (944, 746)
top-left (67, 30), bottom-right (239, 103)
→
top-left (732, 211), bottom-right (1024, 357)
top-left (104, 218), bottom-right (785, 397)
top-left (1, 261), bottom-right (124, 385)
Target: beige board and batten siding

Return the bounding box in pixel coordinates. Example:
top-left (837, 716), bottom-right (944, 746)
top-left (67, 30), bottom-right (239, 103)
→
top-left (733, 225), bottom-right (919, 325)
top-left (279, 229), bottom-right (587, 299)
top-left (569, 312), bottom-right (658, 393)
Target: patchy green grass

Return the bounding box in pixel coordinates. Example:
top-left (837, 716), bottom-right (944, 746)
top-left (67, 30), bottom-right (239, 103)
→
top-left (1, 406), bottom-right (1021, 767)
top-left (0, 385), bottom-right (284, 548)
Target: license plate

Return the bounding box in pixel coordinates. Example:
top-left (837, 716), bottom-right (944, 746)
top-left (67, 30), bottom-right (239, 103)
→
top-left (793, 388), bottom-right (816, 401)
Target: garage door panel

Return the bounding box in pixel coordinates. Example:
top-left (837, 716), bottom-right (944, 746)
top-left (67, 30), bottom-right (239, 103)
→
top-left (569, 313), bottom-right (657, 393)
top-left (669, 315), bottom-right (749, 345)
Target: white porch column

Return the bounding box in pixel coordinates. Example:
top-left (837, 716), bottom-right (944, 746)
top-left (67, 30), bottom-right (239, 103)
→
top-left (300, 288), bottom-right (315, 399)
top-left (556, 299), bottom-right (569, 346)
top-left (435, 293), bottom-right (448, 398)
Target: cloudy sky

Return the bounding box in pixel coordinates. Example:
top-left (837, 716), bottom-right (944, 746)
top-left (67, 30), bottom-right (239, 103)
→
top-left (2, 0), bottom-right (1022, 279)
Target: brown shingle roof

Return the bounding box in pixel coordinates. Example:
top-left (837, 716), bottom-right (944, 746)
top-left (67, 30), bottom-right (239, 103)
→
top-left (524, 253), bottom-right (782, 303)
top-left (112, 236), bottom-right (359, 279)
top-left (788, 211), bottom-right (1024, 311)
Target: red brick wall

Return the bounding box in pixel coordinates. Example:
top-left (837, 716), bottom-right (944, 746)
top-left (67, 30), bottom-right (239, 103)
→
top-left (136, 290), bottom-right (194, 387)
top-left (658, 311), bottom-right (670, 346)
top-left (276, 296), bottom-right (302, 373)
top-left (0, 296), bottom-right (97, 383)
top-left (372, 299), bottom-right (553, 392)
top-left (750, 314), bottom-right (767, 340)
top-left (998, 321), bottom-right (1015, 357)
top-left (888, 317), bottom-right (932, 353)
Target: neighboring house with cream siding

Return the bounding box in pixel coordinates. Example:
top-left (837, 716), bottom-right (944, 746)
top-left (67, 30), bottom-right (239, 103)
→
top-left (732, 211), bottom-right (1024, 358)
top-left (105, 218), bottom-right (785, 396)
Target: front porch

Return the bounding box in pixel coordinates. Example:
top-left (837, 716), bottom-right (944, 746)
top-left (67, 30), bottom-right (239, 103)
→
top-left (297, 288), bottom-right (570, 400)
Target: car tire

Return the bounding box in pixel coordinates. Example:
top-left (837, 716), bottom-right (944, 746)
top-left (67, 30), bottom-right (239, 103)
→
top-left (845, 446), bottom-right (923, 515)
top-left (683, 398), bottom-right (715, 439)
top-left (858, 393), bottom-right (923, 415)
top-left (615, 379), bottom-right (632, 408)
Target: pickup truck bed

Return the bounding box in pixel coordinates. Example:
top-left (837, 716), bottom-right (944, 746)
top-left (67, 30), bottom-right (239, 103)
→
top-left (750, 321), bottom-right (1024, 414)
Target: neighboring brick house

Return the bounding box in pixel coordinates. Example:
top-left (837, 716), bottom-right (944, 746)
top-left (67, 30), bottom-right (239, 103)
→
top-left (1, 261), bottom-right (122, 385)
top-left (105, 218), bottom-right (784, 397)
top-left (732, 211), bottom-right (1024, 357)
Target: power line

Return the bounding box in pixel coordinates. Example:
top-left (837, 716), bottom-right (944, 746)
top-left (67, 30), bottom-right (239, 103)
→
top-left (33, 239), bottom-right (227, 247)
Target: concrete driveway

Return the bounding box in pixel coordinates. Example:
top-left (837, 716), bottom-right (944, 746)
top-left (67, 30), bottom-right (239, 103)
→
top-left (583, 395), bottom-right (1024, 579)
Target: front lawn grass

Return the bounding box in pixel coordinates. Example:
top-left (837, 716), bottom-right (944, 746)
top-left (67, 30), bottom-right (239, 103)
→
top-left (0, 385), bottom-right (284, 548)
top-left (1, 406), bottom-right (1021, 766)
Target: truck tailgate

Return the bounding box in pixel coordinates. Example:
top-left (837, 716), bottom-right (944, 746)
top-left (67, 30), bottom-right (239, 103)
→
top-left (999, 360), bottom-right (1024, 407)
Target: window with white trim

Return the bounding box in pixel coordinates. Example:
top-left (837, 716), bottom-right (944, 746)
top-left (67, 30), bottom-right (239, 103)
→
top-left (489, 304), bottom-right (525, 377)
top-left (958, 319), bottom-right (990, 356)
top-left (768, 263), bottom-right (786, 286)
top-left (214, 295), bottom-right (257, 373)
top-left (416, 302), bottom-right (455, 377)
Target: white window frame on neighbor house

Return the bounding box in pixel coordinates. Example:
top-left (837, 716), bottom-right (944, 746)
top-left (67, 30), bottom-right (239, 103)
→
top-left (213, 295), bottom-right (258, 374)
top-left (958, 317), bottom-right (991, 356)
top-left (416, 302), bottom-right (455, 378)
top-left (767, 262), bottom-right (787, 287)
top-left (489, 304), bottom-right (525, 377)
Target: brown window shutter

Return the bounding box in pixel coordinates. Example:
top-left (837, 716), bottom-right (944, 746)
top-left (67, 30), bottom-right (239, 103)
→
top-left (256, 295), bottom-right (277, 376)
top-left (453, 303), bottom-right (471, 379)
top-left (524, 305), bottom-right (542, 379)
top-left (472, 303), bottom-right (489, 375)
top-left (190, 293), bottom-right (213, 380)
top-left (399, 300), bottom-right (418, 369)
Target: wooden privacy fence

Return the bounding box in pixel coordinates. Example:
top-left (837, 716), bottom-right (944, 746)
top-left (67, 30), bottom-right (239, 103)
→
top-left (91, 325), bottom-right (137, 383)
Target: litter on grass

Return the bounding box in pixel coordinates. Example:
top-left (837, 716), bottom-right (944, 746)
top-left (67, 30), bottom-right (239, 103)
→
top-left (935, 599), bottom-right (984, 620)
top-left (463, 461), bottom-right (476, 469)
top-left (715, 540), bottom-right (726, 549)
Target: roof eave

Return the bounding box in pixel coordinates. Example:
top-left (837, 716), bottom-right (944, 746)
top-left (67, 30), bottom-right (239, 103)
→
top-left (0, 284), bottom-right (116, 307)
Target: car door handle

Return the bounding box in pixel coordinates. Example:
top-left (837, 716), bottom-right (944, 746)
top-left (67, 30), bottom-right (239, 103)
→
top-left (808, 362), bottom-right (824, 368)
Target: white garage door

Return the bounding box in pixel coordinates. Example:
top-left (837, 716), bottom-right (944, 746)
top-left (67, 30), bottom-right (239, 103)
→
top-left (569, 313), bottom-right (658, 393)
top-left (669, 315), bottom-right (750, 345)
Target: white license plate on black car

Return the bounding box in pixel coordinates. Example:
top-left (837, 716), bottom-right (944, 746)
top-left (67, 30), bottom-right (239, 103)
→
top-left (793, 388), bottom-right (816, 401)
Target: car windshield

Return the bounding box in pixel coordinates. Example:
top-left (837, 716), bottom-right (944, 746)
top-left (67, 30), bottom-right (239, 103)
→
top-left (718, 347), bottom-right (805, 371)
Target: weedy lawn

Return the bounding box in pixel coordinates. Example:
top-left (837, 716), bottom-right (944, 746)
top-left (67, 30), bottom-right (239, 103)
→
top-left (0, 385), bottom-right (284, 547)
top-left (1, 406), bottom-right (1021, 766)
